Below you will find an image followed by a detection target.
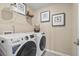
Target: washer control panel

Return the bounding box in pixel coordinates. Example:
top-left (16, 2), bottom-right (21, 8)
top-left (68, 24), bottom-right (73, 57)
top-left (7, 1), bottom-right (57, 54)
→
top-left (10, 35), bottom-right (30, 44)
top-left (11, 38), bottom-right (21, 44)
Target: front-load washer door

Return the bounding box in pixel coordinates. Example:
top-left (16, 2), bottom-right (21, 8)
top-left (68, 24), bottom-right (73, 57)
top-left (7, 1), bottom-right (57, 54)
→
top-left (39, 36), bottom-right (46, 51)
top-left (16, 41), bottom-right (36, 56)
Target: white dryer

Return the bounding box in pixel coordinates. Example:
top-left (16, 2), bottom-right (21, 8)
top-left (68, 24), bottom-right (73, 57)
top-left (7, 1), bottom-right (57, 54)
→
top-left (0, 33), bottom-right (37, 56)
top-left (34, 32), bottom-right (46, 56)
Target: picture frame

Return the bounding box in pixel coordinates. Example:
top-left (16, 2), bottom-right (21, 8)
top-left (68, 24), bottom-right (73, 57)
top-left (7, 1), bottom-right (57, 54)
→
top-left (11, 3), bottom-right (26, 16)
top-left (40, 11), bottom-right (50, 22)
top-left (52, 13), bottom-right (65, 26)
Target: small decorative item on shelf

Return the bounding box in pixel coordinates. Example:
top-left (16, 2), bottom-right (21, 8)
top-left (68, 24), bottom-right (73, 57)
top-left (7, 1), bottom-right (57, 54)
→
top-left (26, 11), bottom-right (34, 25)
top-left (26, 11), bottom-right (34, 19)
top-left (34, 24), bottom-right (40, 32)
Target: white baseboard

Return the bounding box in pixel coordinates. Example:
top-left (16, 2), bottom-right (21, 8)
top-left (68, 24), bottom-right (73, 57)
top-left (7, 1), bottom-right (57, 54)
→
top-left (46, 49), bottom-right (69, 56)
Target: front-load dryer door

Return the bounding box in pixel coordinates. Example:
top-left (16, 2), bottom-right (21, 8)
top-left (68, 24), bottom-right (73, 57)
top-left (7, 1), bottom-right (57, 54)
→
top-left (16, 41), bottom-right (36, 56)
top-left (40, 36), bottom-right (46, 51)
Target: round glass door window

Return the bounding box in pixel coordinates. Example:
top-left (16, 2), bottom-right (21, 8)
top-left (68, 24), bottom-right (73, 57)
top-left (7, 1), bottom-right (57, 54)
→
top-left (39, 36), bottom-right (46, 51)
top-left (16, 41), bottom-right (36, 56)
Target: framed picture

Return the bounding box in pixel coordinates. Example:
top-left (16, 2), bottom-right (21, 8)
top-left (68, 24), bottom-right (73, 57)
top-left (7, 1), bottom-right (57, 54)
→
top-left (40, 11), bottom-right (50, 22)
top-left (11, 3), bottom-right (26, 15)
top-left (52, 13), bottom-right (65, 26)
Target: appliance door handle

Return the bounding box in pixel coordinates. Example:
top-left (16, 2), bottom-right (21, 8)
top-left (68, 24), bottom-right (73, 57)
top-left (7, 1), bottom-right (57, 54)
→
top-left (74, 39), bottom-right (79, 45)
top-left (74, 41), bottom-right (79, 45)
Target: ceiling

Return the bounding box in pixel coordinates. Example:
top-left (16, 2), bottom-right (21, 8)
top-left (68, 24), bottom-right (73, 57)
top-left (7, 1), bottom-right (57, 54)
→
top-left (27, 3), bottom-right (51, 10)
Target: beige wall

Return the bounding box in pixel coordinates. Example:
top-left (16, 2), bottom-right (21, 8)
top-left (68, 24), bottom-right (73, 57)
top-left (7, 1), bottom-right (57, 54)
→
top-left (72, 4), bottom-right (79, 56)
top-left (0, 3), bottom-right (34, 33)
top-left (0, 3), bottom-right (75, 56)
top-left (33, 3), bottom-right (73, 55)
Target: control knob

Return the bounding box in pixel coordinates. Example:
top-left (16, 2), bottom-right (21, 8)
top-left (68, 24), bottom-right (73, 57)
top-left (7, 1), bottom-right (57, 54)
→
top-left (30, 35), bottom-right (34, 38)
top-left (1, 40), bottom-right (4, 43)
top-left (25, 36), bottom-right (29, 40)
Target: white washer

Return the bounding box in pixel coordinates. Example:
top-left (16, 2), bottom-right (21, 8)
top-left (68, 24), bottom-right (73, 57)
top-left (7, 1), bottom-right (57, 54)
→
top-left (34, 32), bottom-right (46, 56)
top-left (0, 33), bottom-right (37, 56)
